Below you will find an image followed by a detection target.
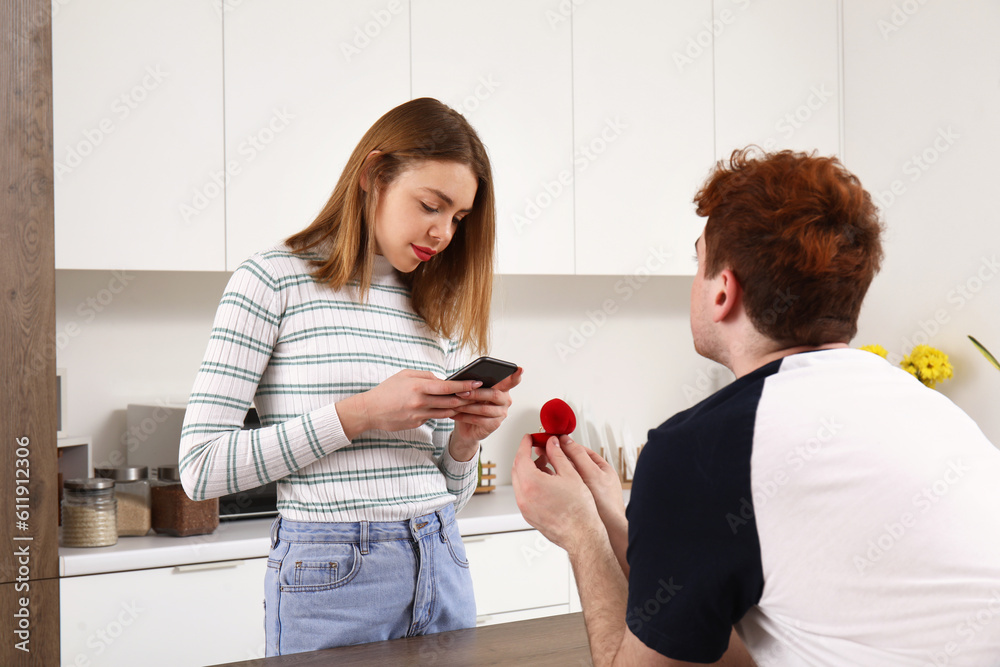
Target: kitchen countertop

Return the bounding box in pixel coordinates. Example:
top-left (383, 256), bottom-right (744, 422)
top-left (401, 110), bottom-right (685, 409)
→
top-left (59, 485), bottom-right (603, 577)
top-left (209, 611), bottom-right (592, 667)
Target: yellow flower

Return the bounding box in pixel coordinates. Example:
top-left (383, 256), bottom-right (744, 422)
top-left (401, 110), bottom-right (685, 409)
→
top-left (900, 345), bottom-right (954, 389)
top-left (859, 344), bottom-right (888, 359)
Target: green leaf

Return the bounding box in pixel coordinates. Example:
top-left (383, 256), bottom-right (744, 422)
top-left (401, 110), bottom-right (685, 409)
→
top-left (969, 335), bottom-right (1000, 372)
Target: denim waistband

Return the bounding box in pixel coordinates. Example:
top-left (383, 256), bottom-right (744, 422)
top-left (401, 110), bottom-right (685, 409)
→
top-left (270, 503), bottom-right (457, 552)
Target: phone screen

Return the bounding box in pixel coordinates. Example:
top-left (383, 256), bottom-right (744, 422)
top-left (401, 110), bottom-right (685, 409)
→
top-left (447, 356), bottom-right (517, 388)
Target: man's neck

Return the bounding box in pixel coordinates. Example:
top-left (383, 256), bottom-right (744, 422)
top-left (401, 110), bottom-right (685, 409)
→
top-left (730, 342), bottom-right (849, 378)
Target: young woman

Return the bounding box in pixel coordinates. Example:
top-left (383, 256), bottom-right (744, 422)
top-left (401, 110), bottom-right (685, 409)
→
top-left (178, 97), bottom-right (522, 656)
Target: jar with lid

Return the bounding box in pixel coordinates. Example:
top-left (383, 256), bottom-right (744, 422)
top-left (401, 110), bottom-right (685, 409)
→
top-left (95, 466), bottom-right (150, 536)
top-left (151, 465), bottom-right (219, 537)
top-left (61, 478), bottom-right (118, 547)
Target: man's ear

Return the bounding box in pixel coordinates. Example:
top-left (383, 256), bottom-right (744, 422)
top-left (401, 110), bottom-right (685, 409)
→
top-left (359, 150), bottom-right (381, 193)
top-left (711, 269), bottom-right (742, 323)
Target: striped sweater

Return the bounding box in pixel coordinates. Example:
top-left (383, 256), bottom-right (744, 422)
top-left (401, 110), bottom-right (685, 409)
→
top-left (178, 244), bottom-right (479, 522)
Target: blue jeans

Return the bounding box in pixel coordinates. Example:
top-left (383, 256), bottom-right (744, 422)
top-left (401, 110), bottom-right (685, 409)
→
top-left (264, 503), bottom-right (476, 656)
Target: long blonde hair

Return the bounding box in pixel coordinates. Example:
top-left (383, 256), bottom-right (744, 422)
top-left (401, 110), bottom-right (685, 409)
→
top-left (286, 98), bottom-right (496, 353)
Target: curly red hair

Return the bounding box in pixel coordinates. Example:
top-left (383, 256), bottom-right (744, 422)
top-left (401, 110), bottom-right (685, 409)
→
top-left (694, 147), bottom-right (884, 346)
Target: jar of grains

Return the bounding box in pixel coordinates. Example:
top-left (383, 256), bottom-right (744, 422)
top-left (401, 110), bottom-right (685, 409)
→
top-left (151, 465), bottom-right (219, 537)
top-left (95, 466), bottom-right (151, 536)
top-left (61, 478), bottom-right (118, 547)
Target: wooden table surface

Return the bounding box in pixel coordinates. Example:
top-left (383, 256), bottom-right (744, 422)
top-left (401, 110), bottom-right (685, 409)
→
top-left (210, 612), bottom-right (593, 667)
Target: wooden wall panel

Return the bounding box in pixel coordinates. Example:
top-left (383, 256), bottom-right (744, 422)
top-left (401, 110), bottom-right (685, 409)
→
top-left (1, 0), bottom-right (60, 665)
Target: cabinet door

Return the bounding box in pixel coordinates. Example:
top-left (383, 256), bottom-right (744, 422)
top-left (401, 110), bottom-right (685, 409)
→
top-left (223, 1), bottom-right (410, 270)
top-left (52, 0), bottom-right (225, 270)
top-left (841, 1), bottom-right (1000, 357)
top-left (714, 0), bottom-right (841, 159)
top-left (464, 529), bottom-right (570, 617)
top-left (574, 0), bottom-right (715, 276)
top-left (412, 0), bottom-right (575, 275)
top-left (60, 558), bottom-right (267, 666)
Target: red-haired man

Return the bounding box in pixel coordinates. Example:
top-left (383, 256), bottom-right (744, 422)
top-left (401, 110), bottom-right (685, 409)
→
top-left (514, 148), bottom-right (1000, 665)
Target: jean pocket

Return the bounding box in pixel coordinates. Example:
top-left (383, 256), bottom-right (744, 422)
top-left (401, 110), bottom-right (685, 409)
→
top-left (441, 528), bottom-right (470, 569)
top-left (279, 542), bottom-right (362, 591)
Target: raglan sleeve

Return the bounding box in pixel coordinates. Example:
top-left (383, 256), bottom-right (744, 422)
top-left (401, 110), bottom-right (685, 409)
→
top-left (177, 254), bottom-right (351, 500)
top-left (624, 418), bottom-right (765, 662)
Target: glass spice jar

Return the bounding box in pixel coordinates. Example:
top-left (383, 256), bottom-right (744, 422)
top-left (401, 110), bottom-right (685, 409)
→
top-left (61, 478), bottom-right (118, 548)
top-left (151, 465), bottom-right (219, 537)
top-left (95, 466), bottom-right (151, 537)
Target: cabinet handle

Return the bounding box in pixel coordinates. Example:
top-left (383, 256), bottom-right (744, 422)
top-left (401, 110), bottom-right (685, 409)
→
top-left (463, 536), bottom-right (489, 543)
top-left (174, 560), bottom-right (244, 573)
top-left (476, 615), bottom-right (493, 625)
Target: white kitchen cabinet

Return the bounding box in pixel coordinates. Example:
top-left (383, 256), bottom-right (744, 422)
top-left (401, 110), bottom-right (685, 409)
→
top-left (713, 0), bottom-right (841, 159)
top-left (840, 1), bottom-right (1000, 304)
top-left (60, 557), bottom-right (267, 667)
top-left (464, 529), bottom-right (571, 623)
top-left (52, 0), bottom-right (225, 271)
top-left (411, 0), bottom-right (575, 275)
top-left (222, 1), bottom-right (410, 270)
top-left (573, 0), bottom-right (715, 276)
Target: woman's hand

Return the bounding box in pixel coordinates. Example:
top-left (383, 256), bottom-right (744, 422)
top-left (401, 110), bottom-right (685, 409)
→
top-left (335, 369), bottom-right (483, 440)
top-left (448, 367), bottom-right (524, 461)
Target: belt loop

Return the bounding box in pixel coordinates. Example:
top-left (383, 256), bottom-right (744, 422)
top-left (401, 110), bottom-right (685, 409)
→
top-left (360, 521), bottom-right (369, 555)
top-left (436, 508), bottom-right (449, 542)
top-left (269, 515), bottom-right (281, 550)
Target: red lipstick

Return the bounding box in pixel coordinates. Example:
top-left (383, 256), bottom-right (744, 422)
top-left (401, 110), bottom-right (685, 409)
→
top-left (412, 244), bottom-right (436, 261)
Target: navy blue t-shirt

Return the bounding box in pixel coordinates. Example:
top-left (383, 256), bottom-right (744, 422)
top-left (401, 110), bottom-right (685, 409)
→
top-left (625, 360), bottom-right (780, 661)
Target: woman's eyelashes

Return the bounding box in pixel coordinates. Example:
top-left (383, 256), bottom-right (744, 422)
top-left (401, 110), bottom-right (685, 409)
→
top-left (420, 202), bottom-right (439, 214)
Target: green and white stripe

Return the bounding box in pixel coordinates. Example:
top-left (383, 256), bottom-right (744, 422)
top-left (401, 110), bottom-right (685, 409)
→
top-left (178, 244), bottom-right (477, 522)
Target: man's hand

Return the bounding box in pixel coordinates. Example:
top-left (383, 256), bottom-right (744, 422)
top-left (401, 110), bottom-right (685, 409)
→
top-left (558, 437), bottom-right (625, 524)
top-left (512, 434), bottom-right (606, 551)
top-left (557, 437), bottom-right (629, 576)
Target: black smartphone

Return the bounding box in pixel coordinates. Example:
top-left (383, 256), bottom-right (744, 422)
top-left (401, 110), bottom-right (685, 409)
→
top-left (446, 356), bottom-right (518, 388)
